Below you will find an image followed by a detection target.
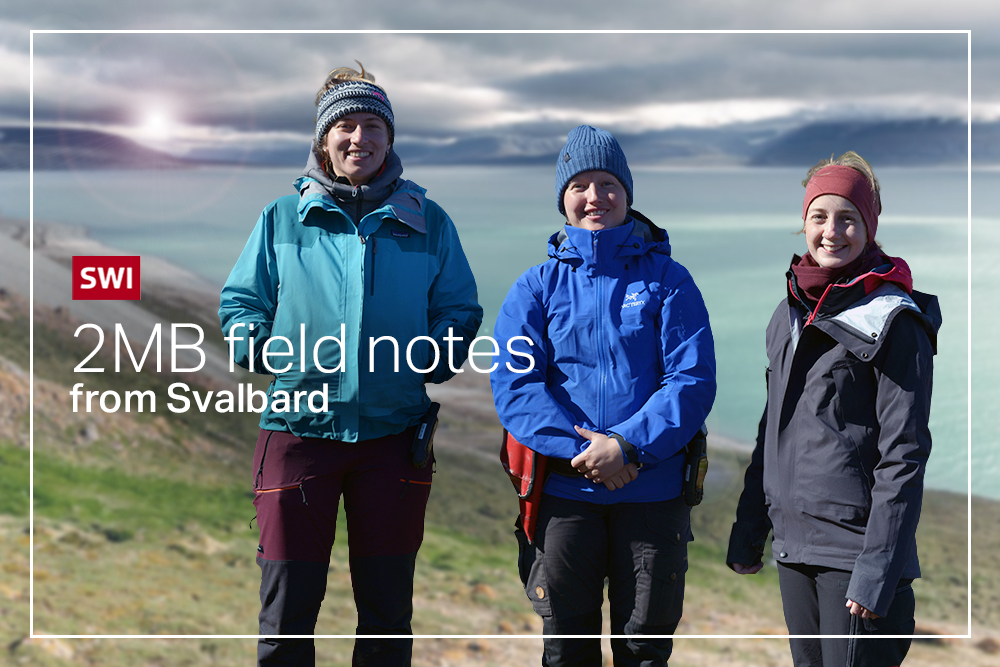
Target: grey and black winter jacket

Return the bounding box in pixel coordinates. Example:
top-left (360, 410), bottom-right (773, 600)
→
top-left (727, 256), bottom-right (941, 618)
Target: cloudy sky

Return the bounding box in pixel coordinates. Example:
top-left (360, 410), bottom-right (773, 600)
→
top-left (1, 2), bottom-right (994, 159)
top-left (1, 4), bottom-right (995, 497)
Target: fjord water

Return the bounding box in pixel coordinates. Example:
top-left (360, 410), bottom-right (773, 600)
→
top-left (4, 165), bottom-right (983, 497)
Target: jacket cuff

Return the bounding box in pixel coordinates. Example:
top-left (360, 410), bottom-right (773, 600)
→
top-left (609, 432), bottom-right (637, 465)
top-left (846, 567), bottom-right (898, 618)
top-left (726, 520), bottom-right (767, 569)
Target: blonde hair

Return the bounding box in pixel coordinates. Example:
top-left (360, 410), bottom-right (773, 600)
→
top-left (802, 151), bottom-right (882, 217)
top-left (314, 61), bottom-right (386, 106)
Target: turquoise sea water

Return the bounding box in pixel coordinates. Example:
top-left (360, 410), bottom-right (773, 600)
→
top-left (2, 165), bottom-right (988, 498)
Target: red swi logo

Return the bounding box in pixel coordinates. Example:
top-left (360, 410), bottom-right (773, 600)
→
top-left (72, 256), bottom-right (141, 300)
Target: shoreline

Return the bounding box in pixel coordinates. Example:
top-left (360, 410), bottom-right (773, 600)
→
top-left (2, 214), bottom-right (982, 500)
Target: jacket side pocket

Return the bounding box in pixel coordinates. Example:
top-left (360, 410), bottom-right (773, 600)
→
top-left (522, 533), bottom-right (552, 617)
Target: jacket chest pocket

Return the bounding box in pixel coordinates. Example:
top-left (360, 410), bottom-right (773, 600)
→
top-left (368, 233), bottom-right (431, 300)
top-left (829, 358), bottom-right (878, 431)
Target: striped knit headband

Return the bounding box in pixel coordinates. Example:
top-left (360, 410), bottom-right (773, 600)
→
top-left (315, 80), bottom-right (395, 145)
top-left (803, 165), bottom-right (879, 241)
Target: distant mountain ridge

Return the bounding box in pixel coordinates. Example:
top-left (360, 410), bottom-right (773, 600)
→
top-left (748, 118), bottom-right (979, 166)
top-left (0, 127), bottom-right (192, 170)
top-left (2, 118), bottom-right (996, 170)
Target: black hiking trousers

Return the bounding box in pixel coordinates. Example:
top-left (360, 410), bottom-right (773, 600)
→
top-left (518, 493), bottom-right (691, 667)
top-left (778, 562), bottom-right (914, 667)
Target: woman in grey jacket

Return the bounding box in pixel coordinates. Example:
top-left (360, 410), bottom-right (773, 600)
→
top-left (727, 152), bottom-right (941, 667)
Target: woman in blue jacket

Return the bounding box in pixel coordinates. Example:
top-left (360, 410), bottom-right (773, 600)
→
top-left (727, 152), bottom-right (939, 667)
top-left (491, 125), bottom-right (716, 667)
top-left (220, 63), bottom-right (481, 667)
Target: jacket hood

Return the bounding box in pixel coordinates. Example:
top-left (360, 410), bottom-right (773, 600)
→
top-left (295, 141), bottom-right (403, 205)
top-left (821, 283), bottom-right (940, 356)
top-left (788, 253), bottom-right (915, 324)
top-left (786, 253), bottom-right (941, 357)
top-left (294, 143), bottom-right (428, 233)
top-left (789, 281), bottom-right (941, 362)
top-left (547, 209), bottom-right (671, 271)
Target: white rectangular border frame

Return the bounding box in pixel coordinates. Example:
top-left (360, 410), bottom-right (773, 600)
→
top-left (28, 28), bottom-right (974, 641)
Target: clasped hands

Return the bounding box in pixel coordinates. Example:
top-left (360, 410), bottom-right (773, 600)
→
top-left (570, 425), bottom-right (638, 490)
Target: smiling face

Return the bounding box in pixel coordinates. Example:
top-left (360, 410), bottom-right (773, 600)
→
top-left (322, 112), bottom-right (390, 186)
top-left (804, 194), bottom-right (868, 268)
top-left (563, 171), bottom-right (629, 231)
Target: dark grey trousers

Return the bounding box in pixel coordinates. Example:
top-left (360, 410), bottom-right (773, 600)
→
top-left (777, 562), bottom-right (914, 667)
top-left (257, 554), bottom-right (416, 667)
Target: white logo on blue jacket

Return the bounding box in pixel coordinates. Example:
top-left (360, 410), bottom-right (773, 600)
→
top-left (622, 282), bottom-right (648, 309)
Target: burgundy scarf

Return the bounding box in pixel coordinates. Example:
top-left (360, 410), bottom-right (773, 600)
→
top-left (790, 241), bottom-right (886, 307)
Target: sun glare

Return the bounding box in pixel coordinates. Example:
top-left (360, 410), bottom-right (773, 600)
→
top-left (139, 111), bottom-right (173, 141)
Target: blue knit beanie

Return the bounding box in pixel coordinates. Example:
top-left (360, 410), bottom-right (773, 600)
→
top-left (315, 80), bottom-right (395, 145)
top-left (555, 125), bottom-right (633, 215)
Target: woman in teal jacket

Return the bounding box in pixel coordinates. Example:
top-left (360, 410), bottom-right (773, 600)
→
top-left (491, 125), bottom-right (716, 667)
top-left (220, 64), bottom-right (481, 667)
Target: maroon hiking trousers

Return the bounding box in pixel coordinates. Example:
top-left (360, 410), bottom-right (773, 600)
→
top-left (251, 427), bottom-right (433, 666)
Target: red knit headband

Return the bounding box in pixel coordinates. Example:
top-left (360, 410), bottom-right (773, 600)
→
top-left (802, 165), bottom-right (878, 241)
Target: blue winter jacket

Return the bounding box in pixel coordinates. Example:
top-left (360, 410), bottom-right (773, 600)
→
top-left (491, 214), bottom-right (716, 503)
top-left (219, 154), bottom-right (482, 442)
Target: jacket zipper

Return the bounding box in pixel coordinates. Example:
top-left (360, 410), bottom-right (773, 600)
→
top-left (359, 233), bottom-right (368, 299)
top-left (370, 235), bottom-right (378, 296)
top-left (351, 185), bottom-right (379, 297)
top-left (594, 231), bottom-right (607, 432)
top-left (804, 283), bottom-right (835, 326)
top-left (791, 269), bottom-right (855, 327)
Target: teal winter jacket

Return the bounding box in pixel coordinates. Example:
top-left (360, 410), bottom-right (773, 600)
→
top-left (220, 154), bottom-right (482, 442)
